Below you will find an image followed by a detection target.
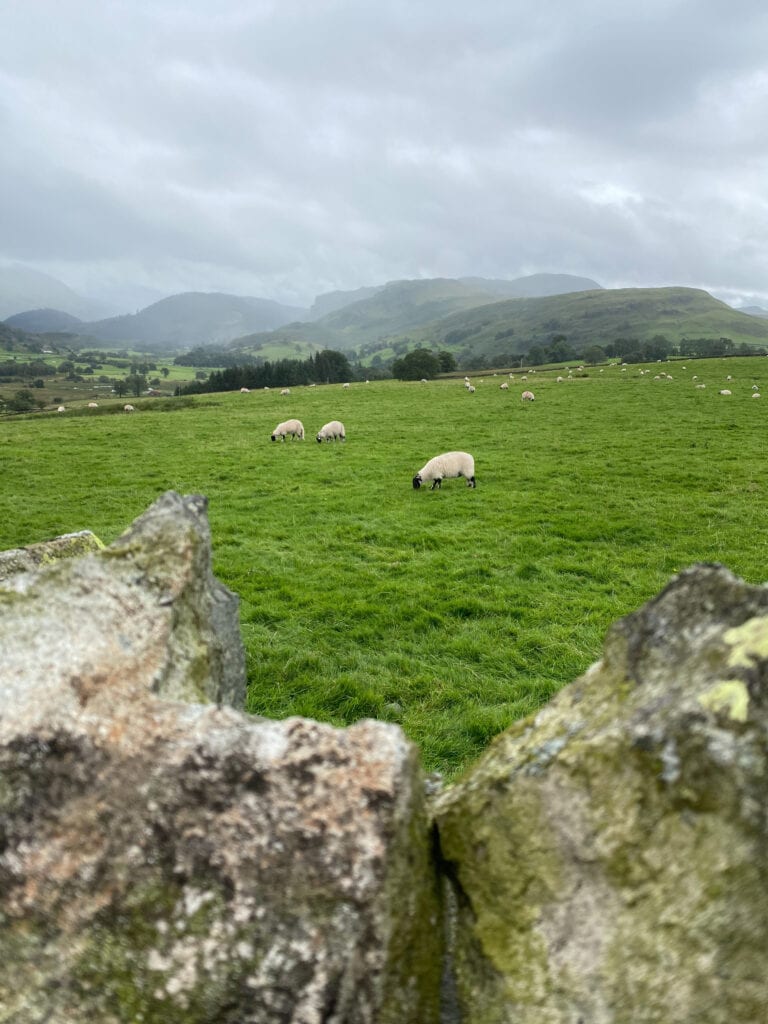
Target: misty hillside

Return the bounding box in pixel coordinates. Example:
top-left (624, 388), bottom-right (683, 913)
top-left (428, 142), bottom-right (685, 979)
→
top-left (230, 274), bottom-right (602, 354)
top-left (5, 308), bottom-right (84, 333)
top-left (0, 266), bottom-right (109, 321)
top-left (401, 287), bottom-right (768, 359)
top-left (76, 292), bottom-right (310, 349)
top-left (458, 272), bottom-right (601, 299)
top-left (308, 285), bottom-right (385, 319)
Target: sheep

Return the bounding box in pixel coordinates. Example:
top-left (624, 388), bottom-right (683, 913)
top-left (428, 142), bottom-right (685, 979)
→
top-left (752, 392), bottom-right (761, 399)
top-left (556, 376), bottom-right (564, 383)
top-left (342, 382), bottom-right (350, 389)
top-left (467, 384), bottom-right (476, 393)
top-left (521, 390), bottom-right (535, 401)
top-left (752, 384), bottom-right (759, 390)
top-left (88, 402), bottom-right (98, 408)
top-left (500, 382), bottom-right (509, 390)
top-left (413, 451), bottom-right (475, 490)
top-left (316, 420), bottom-right (346, 443)
top-left (719, 389), bottom-right (732, 396)
top-left (420, 378), bottom-right (428, 384)
top-left (123, 404), bottom-right (135, 412)
top-left (696, 384), bottom-right (706, 389)
top-left (271, 418), bottom-right (304, 441)
top-left (240, 387), bottom-right (250, 393)
top-left (280, 388), bottom-right (291, 396)
top-left (57, 405), bottom-right (66, 413)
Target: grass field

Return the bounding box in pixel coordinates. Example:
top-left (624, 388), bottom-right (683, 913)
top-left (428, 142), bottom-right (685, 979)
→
top-left (2, 356), bottom-right (767, 778)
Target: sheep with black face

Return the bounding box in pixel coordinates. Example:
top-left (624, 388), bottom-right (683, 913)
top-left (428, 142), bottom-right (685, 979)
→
top-left (413, 452), bottom-right (476, 491)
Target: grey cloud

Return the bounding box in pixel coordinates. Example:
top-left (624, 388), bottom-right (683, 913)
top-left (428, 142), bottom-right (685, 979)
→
top-left (2, 0), bottom-right (768, 309)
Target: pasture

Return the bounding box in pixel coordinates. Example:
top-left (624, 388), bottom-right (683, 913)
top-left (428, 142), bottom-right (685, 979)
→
top-left (2, 357), bottom-right (767, 778)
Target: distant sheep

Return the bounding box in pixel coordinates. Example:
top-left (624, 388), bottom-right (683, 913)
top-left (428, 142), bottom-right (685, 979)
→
top-left (696, 384), bottom-right (706, 389)
top-left (467, 384), bottom-right (476, 393)
top-left (556, 376), bottom-right (564, 383)
top-left (500, 382), bottom-right (509, 390)
top-left (342, 382), bottom-right (350, 389)
top-left (57, 406), bottom-right (66, 413)
top-left (752, 384), bottom-right (759, 390)
top-left (719, 390), bottom-right (732, 396)
top-left (752, 392), bottom-right (761, 399)
top-left (521, 390), bottom-right (535, 401)
top-left (280, 388), bottom-right (291, 396)
top-left (413, 451), bottom-right (476, 490)
top-left (123, 404), bottom-right (135, 412)
top-left (316, 420), bottom-right (346, 443)
top-left (240, 387), bottom-right (250, 393)
top-left (271, 418), bottom-right (304, 441)
top-left (88, 402), bottom-right (99, 408)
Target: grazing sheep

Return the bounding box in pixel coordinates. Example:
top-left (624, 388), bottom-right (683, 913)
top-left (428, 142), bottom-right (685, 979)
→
top-left (57, 406), bottom-right (66, 413)
top-left (719, 389), bottom-right (732, 396)
top-left (413, 451), bottom-right (475, 490)
top-left (696, 384), bottom-right (706, 389)
top-left (280, 388), bottom-right (291, 396)
top-left (500, 382), bottom-right (509, 390)
top-left (342, 382), bottom-right (350, 389)
top-left (271, 418), bottom-right (305, 441)
top-left (123, 404), bottom-right (135, 412)
top-left (752, 384), bottom-right (759, 390)
top-left (240, 387), bottom-right (250, 393)
top-left (556, 376), bottom-right (564, 383)
top-left (467, 385), bottom-right (476, 393)
top-left (726, 375), bottom-right (733, 381)
top-left (752, 392), bottom-right (761, 399)
top-left (88, 402), bottom-right (98, 408)
top-left (521, 390), bottom-right (535, 401)
top-left (316, 420), bottom-right (346, 443)
top-left (420, 378), bottom-right (428, 383)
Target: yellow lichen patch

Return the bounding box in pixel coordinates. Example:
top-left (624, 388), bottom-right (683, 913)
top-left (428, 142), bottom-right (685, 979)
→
top-left (724, 616), bottom-right (768, 669)
top-left (697, 680), bottom-right (750, 723)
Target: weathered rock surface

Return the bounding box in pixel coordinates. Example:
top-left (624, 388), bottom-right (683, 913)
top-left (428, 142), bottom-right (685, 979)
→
top-left (0, 493), bottom-right (442, 1023)
top-left (0, 529), bottom-right (103, 582)
top-left (0, 491), bottom-right (245, 708)
top-left (434, 564), bottom-right (768, 1024)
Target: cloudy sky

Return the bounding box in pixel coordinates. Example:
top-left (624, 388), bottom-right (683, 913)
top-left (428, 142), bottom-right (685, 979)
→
top-left (2, 0), bottom-right (768, 312)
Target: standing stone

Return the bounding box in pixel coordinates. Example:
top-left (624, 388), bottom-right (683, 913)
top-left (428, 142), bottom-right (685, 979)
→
top-left (434, 564), bottom-right (768, 1024)
top-left (0, 493), bottom-right (442, 1023)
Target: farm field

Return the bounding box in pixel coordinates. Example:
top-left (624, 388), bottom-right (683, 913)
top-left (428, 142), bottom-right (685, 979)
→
top-left (2, 356), bottom-right (768, 779)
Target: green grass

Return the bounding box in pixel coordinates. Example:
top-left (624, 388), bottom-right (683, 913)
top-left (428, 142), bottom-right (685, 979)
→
top-left (2, 357), bottom-right (768, 778)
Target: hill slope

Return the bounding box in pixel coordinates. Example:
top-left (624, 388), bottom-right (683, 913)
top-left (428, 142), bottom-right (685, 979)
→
top-left (231, 274), bottom-right (602, 355)
top-left (76, 292), bottom-right (309, 350)
top-left (5, 308), bottom-right (83, 333)
top-left (0, 266), bottom-right (108, 321)
top-left (403, 287), bottom-right (768, 359)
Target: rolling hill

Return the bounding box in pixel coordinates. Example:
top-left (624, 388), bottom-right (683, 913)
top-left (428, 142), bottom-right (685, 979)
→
top-left (396, 287), bottom-right (768, 360)
top-left (5, 308), bottom-right (84, 333)
top-left (230, 274), bottom-right (602, 355)
top-left (74, 292), bottom-right (310, 350)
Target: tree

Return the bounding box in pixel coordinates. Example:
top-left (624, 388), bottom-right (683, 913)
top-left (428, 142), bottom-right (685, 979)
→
top-left (583, 345), bottom-right (605, 365)
top-left (161, 367), bottom-right (170, 378)
top-left (113, 380), bottom-right (128, 398)
top-left (391, 348), bottom-right (441, 380)
top-left (7, 389), bottom-right (37, 413)
top-left (527, 345), bottom-right (546, 366)
top-left (125, 374), bottom-right (147, 397)
top-left (437, 350), bottom-right (457, 372)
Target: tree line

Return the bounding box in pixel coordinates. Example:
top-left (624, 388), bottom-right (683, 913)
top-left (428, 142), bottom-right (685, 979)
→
top-left (178, 349), bottom-right (355, 394)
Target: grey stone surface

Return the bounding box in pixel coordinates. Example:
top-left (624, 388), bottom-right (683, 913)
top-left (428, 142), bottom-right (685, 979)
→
top-left (0, 493), bottom-right (442, 1024)
top-left (434, 563), bottom-right (768, 1024)
top-left (0, 491), bottom-right (246, 708)
top-left (0, 529), bottom-right (102, 582)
